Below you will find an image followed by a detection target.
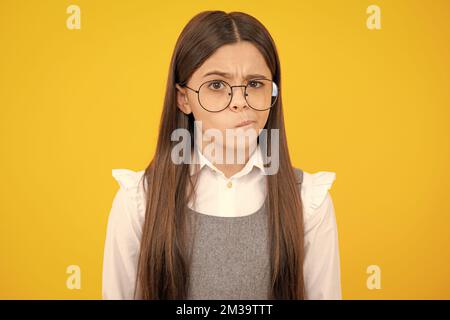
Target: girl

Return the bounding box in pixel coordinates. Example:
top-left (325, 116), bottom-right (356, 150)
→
top-left (102, 10), bottom-right (341, 300)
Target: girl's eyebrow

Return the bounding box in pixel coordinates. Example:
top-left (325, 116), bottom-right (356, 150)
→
top-left (202, 70), bottom-right (269, 80)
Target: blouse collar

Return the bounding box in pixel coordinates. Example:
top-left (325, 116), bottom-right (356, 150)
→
top-left (189, 142), bottom-right (267, 178)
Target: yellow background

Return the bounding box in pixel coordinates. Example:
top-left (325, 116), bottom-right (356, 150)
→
top-left (1, 0), bottom-right (449, 299)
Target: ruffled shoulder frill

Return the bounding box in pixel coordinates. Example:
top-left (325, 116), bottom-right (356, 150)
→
top-left (111, 168), bottom-right (147, 226)
top-left (293, 167), bottom-right (336, 225)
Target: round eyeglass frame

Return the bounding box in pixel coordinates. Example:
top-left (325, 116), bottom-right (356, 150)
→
top-left (179, 78), bottom-right (278, 113)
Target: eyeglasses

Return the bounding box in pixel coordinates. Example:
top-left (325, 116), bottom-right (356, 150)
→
top-left (180, 78), bottom-right (279, 112)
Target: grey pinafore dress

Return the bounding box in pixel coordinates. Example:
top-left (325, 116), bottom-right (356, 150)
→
top-left (185, 168), bottom-right (303, 299)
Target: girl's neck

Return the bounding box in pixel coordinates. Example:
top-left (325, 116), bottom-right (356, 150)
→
top-left (199, 142), bottom-right (256, 179)
top-left (213, 161), bottom-right (247, 179)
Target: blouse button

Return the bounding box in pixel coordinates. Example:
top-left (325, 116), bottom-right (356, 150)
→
top-left (227, 181), bottom-right (233, 188)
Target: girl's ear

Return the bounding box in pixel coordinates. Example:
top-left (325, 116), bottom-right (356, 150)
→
top-left (175, 84), bottom-right (192, 115)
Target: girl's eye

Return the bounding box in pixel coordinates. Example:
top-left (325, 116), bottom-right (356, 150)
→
top-left (248, 80), bottom-right (263, 88)
top-left (208, 81), bottom-right (225, 90)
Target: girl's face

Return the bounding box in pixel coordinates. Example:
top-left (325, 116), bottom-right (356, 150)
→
top-left (176, 41), bottom-right (272, 155)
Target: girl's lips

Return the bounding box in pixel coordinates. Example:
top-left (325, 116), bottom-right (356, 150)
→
top-left (235, 120), bottom-right (256, 128)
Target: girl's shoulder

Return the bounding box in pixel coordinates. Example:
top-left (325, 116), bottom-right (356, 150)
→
top-left (109, 168), bottom-right (147, 225)
top-left (111, 168), bottom-right (146, 191)
top-left (293, 167), bottom-right (337, 227)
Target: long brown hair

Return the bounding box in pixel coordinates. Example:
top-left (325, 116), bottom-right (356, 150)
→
top-left (135, 10), bottom-right (305, 299)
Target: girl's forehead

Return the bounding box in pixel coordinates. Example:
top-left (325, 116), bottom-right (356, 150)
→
top-left (192, 45), bottom-right (271, 81)
top-left (202, 43), bottom-right (267, 67)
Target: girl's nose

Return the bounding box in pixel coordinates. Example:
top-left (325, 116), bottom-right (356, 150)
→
top-left (229, 86), bottom-right (248, 111)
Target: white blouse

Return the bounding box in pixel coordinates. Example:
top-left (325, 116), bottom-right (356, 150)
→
top-left (102, 150), bottom-right (342, 300)
top-left (186, 143), bottom-right (268, 217)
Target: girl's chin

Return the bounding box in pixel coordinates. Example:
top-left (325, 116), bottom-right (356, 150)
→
top-left (225, 139), bottom-right (258, 151)
top-left (228, 126), bottom-right (260, 138)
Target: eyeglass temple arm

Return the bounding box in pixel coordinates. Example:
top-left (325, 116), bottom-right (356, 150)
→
top-left (181, 84), bottom-right (198, 93)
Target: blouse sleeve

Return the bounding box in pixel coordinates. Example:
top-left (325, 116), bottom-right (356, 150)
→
top-left (102, 169), bottom-right (145, 300)
top-left (300, 171), bottom-right (342, 300)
